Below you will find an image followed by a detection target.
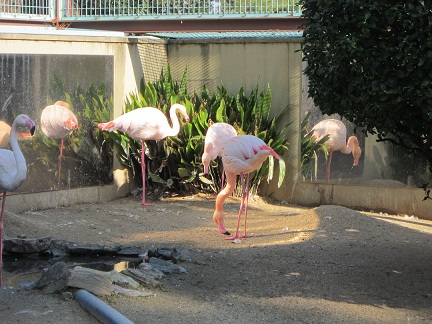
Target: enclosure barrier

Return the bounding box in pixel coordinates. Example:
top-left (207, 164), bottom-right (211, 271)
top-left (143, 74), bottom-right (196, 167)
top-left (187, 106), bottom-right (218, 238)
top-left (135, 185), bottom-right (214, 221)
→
top-left (0, 0), bottom-right (301, 21)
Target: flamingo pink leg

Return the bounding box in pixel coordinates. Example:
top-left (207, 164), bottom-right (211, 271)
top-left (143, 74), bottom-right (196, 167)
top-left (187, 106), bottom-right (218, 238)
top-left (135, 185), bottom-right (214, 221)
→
top-left (241, 173), bottom-right (251, 238)
top-left (58, 139), bottom-right (64, 189)
top-left (326, 150), bottom-right (333, 183)
top-left (226, 173), bottom-right (250, 240)
top-left (0, 192), bottom-right (6, 286)
top-left (141, 141), bottom-right (153, 206)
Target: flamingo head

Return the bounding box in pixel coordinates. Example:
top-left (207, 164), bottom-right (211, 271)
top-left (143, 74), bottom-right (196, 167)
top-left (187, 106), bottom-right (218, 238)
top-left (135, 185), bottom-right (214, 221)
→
top-left (202, 142), bottom-right (214, 174)
top-left (172, 104), bottom-right (190, 122)
top-left (202, 155), bottom-right (210, 174)
top-left (353, 146), bottom-right (361, 167)
top-left (352, 143), bottom-right (362, 167)
top-left (346, 136), bottom-right (361, 167)
top-left (16, 114), bottom-right (36, 136)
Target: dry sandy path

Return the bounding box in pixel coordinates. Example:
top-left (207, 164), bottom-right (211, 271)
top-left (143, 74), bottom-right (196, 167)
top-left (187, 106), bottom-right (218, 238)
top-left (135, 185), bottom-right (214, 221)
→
top-left (1, 194), bottom-right (432, 323)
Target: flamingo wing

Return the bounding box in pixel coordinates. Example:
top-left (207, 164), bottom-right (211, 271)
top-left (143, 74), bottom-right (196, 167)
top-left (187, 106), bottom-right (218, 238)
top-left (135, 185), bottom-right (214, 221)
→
top-left (202, 123), bottom-right (237, 174)
top-left (205, 123), bottom-right (237, 159)
top-left (41, 105), bottom-right (78, 140)
top-left (0, 149), bottom-right (21, 191)
top-left (222, 135), bottom-right (279, 175)
top-left (100, 108), bottom-right (172, 141)
top-left (312, 119), bottom-right (347, 151)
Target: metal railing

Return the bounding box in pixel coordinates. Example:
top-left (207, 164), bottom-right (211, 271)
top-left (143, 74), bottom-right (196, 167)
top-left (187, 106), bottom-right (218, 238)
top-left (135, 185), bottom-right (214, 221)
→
top-left (0, 0), bottom-right (53, 20)
top-left (0, 0), bottom-right (301, 21)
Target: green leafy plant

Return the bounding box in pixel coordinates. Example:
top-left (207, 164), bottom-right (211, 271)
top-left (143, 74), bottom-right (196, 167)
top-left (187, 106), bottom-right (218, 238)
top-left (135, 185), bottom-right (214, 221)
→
top-left (104, 65), bottom-right (289, 198)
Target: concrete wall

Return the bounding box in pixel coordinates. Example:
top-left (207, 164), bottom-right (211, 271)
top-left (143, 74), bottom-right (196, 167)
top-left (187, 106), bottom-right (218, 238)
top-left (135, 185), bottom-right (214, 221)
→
top-left (1, 30), bottom-right (431, 220)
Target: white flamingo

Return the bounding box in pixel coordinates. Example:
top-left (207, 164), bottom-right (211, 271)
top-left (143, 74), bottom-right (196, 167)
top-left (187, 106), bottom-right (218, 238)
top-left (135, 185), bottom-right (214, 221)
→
top-left (311, 119), bottom-right (361, 183)
top-left (202, 122), bottom-right (237, 188)
top-left (98, 104), bottom-right (190, 206)
top-left (0, 114), bottom-right (36, 286)
top-left (212, 135), bottom-right (280, 240)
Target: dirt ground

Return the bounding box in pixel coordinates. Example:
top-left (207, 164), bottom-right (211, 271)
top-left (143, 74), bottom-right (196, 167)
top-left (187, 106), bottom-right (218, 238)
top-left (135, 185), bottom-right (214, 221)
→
top-left (1, 193), bottom-right (432, 323)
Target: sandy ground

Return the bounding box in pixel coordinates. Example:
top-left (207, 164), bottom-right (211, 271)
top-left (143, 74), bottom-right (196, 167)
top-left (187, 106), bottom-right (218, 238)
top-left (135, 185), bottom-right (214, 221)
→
top-left (1, 193), bottom-right (432, 323)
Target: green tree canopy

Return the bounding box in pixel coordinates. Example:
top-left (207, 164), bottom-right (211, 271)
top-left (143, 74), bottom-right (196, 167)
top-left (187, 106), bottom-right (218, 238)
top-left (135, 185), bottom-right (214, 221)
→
top-left (300, 0), bottom-right (432, 168)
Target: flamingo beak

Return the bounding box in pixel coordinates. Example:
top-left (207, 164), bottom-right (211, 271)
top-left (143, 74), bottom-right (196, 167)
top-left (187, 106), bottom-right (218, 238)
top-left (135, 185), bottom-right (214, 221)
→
top-left (30, 125), bottom-right (36, 136)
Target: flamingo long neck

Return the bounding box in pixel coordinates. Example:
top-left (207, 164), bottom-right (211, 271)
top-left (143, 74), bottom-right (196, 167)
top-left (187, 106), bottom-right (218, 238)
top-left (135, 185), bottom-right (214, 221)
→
top-left (215, 172), bottom-right (236, 212)
top-left (165, 105), bottom-right (182, 137)
top-left (10, 121), bottom-right (27, 187)
top-left (340, 136), bottom-right (358, 155)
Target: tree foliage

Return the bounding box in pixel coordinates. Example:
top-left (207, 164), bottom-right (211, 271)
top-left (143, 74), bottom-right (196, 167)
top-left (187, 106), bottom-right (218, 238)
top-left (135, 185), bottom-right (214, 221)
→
top-left (300, 0), bottom-right (432, 168)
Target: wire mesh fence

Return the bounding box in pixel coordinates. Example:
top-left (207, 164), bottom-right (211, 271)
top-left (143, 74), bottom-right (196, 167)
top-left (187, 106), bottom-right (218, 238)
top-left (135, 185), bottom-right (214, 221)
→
top-left (0, 0), bottom-right (301, 20)
top-left (0, 0), bottom-right (52, 19)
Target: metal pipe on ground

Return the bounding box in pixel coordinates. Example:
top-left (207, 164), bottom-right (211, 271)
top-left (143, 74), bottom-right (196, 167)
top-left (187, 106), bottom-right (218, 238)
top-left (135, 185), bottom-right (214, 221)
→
top-left (74, 289), bottom-right (134, 324)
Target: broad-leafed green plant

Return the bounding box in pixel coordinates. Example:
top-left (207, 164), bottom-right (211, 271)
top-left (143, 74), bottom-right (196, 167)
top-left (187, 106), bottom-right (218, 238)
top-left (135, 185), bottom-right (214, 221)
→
top-left (103, 65), bottom-right (289, 197)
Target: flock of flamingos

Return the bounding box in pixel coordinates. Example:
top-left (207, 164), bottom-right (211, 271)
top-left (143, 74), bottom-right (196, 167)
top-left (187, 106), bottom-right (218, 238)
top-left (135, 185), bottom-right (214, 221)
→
top-left (0, 102), bottom-right (361, 285)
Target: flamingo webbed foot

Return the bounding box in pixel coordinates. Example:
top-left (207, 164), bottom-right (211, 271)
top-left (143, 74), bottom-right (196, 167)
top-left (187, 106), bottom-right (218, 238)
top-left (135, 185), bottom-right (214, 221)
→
top-left (225, 234), bottom-right (247, 241)
top-left (225, 235), bottom-right (238, 241)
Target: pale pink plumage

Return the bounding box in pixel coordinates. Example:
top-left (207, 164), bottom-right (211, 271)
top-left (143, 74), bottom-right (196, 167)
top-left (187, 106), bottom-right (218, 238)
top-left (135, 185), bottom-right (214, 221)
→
top-left (0, 114), bottom-right (36, 286)
top-left (202, 123), bottom-right (237, 190)
top-left (311, 119), bottom-right (361, 183)
top-left (40, 101), bottom-right (79, 189)
top-left (202, 122), bottom-right (237, 174)
top-left (212, 135), bottom-right (280, 240)
top-left (98, 104), bottom-right (190, 206)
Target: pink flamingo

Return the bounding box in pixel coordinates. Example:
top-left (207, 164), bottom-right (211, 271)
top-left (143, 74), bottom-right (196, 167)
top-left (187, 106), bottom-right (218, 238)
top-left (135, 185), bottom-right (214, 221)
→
top-left (0, 114), bottom-right (36, 286)
top-left (311, 119), bottom-right (362, 183)
top-left (98, 104), bottom-right (190, 206)
top-left (212, 135), bottom-right (280, 240)
top-left (40, 101), bottom-right (79, 189)
top-left (202, 122), bottom-right (237, 187)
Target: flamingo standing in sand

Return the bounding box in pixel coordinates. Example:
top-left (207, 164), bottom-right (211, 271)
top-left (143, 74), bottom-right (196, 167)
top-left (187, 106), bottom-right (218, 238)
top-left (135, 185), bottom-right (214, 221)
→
top-left (212, 135), bottom-right (280, 240)
top-left (40, 101), bottom-right (79, 189)
top-left (0, 114), bottom-right (36, 286)
top-left (311, 119), bottom-right (361, 183)
top-left (98, 104), bottom-right (190, 206)
top-left (201, 122), bottom-right (237, 188)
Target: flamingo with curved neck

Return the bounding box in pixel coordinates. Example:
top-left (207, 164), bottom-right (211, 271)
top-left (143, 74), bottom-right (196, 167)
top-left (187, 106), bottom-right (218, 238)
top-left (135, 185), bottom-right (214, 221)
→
top-left (98, 104), bottom-right (190, 206)
top-left (212, 135), bottom-right (280, 240)
top-left (202, 122), bottom-right (237, 189)
top-left (0, 114), bottom-right (36, 286)
top-left (311, 119), bottom-right (362, 183)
